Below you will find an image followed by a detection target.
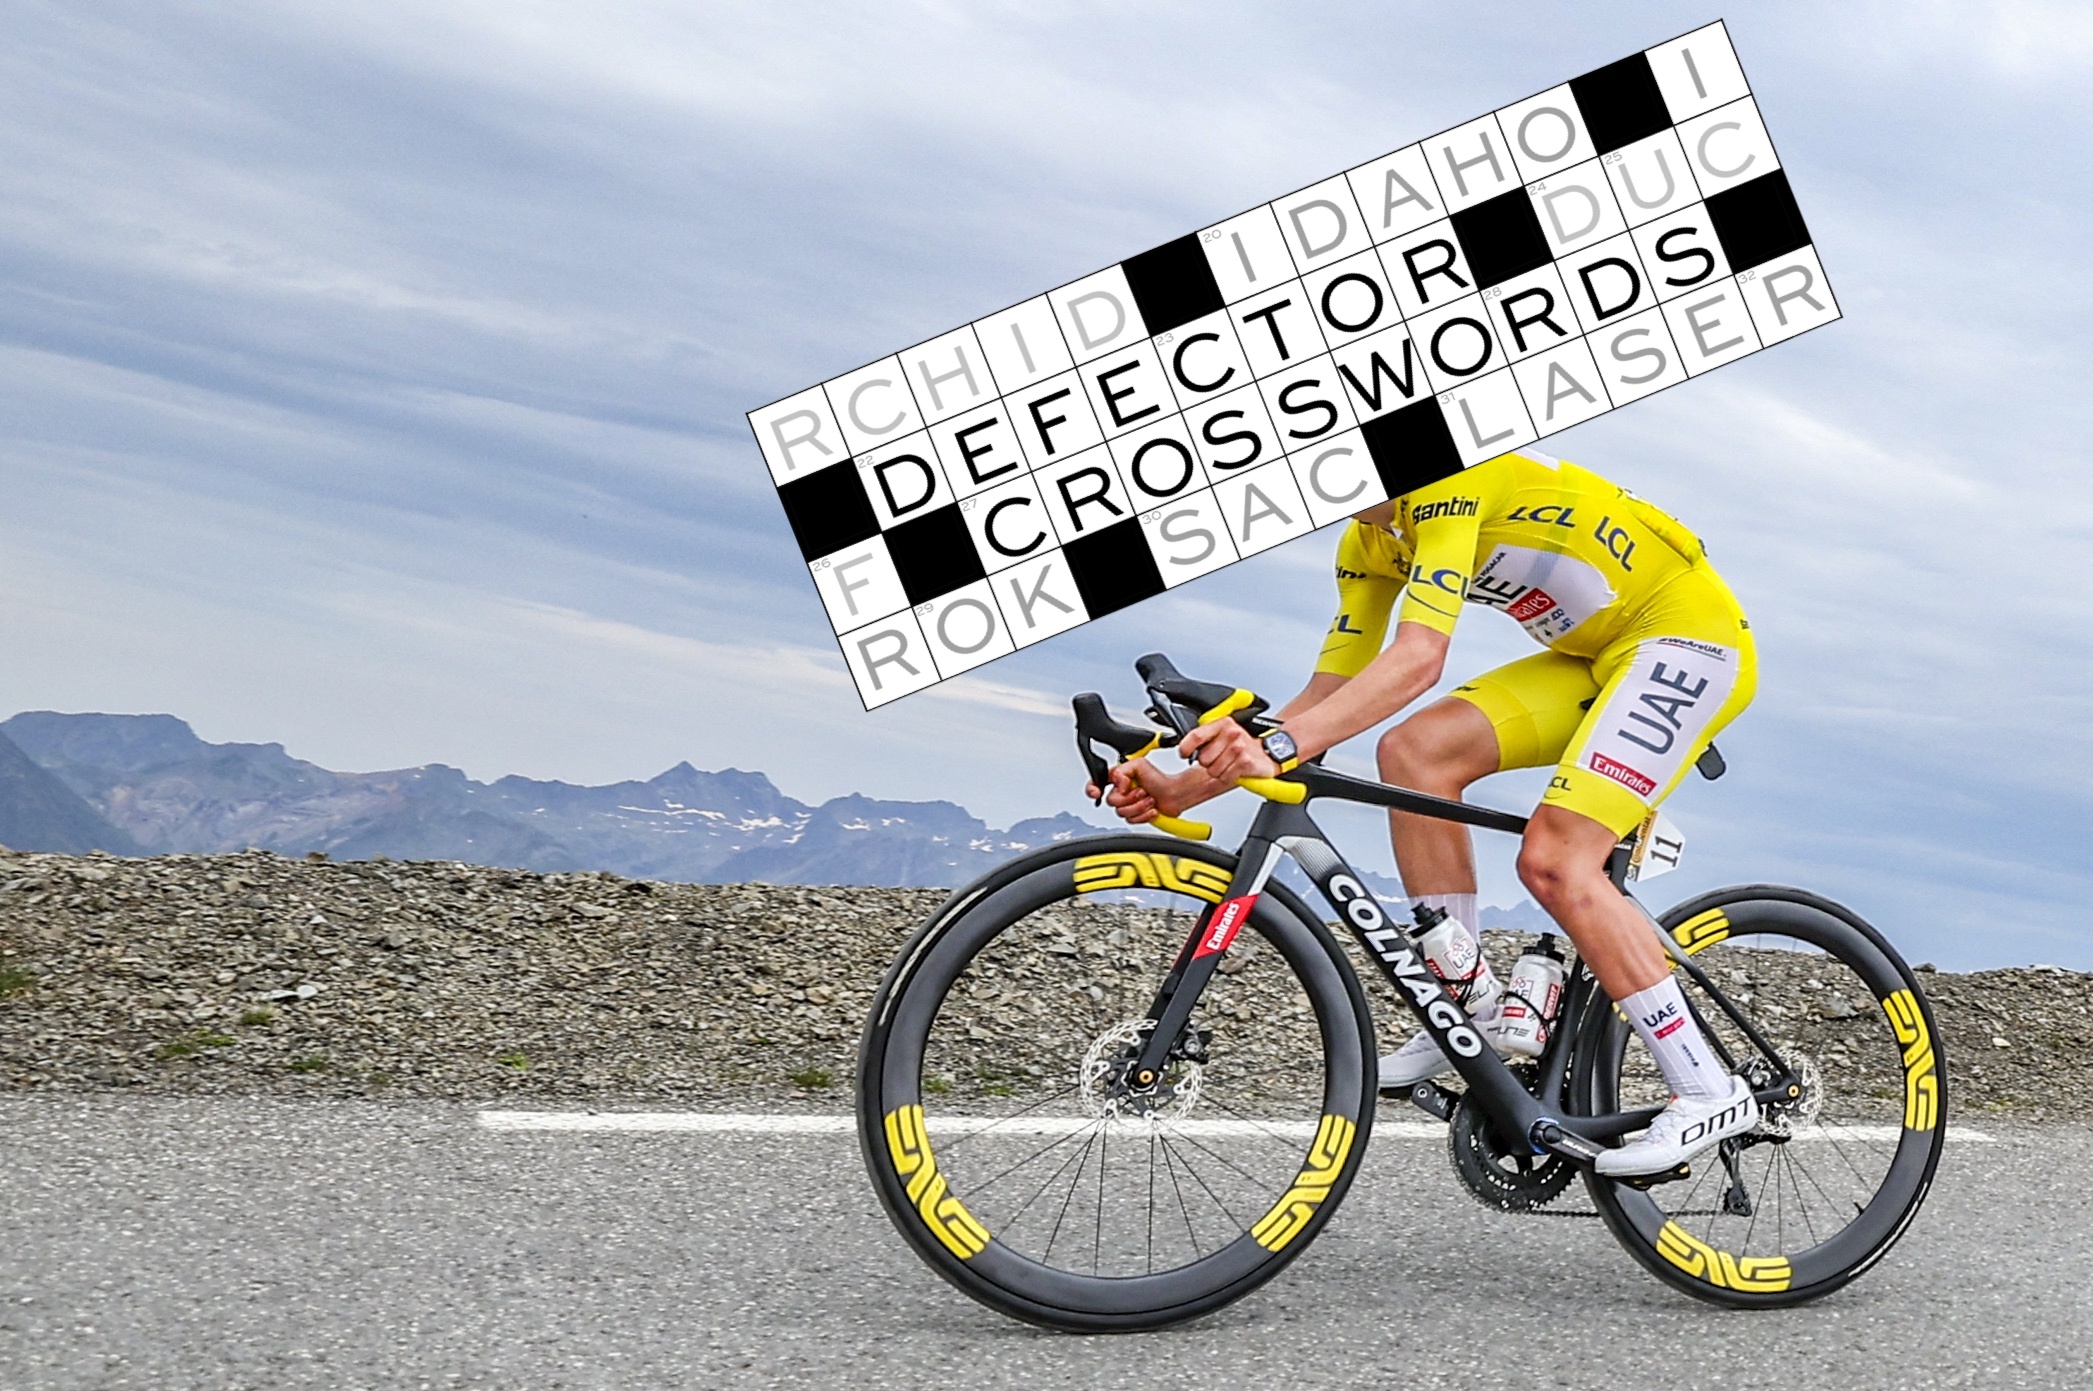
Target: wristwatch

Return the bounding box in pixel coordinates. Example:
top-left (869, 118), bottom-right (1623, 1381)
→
top-left (1260, 729), bottom-right (1300, 772)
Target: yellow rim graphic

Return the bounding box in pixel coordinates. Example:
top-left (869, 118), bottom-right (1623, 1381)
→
top-left (884, 1105), bottom-right (991, 1259)
top-left (1249, 1114), bottom-right (1356, 1252)
top-left (1671, 908), bottom-right (1730, 955)
top-left (1654, 1220), bottom-right (1793, 1292)
top-left (1881, 989), bottom-right (1939, 1132)
top-left (1073, 852), bottom-right (1231, 904)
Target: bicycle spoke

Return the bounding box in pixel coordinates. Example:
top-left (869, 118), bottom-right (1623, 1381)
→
top-left (1043, 1126), bottom-right (1104, 1265)
top-left (1146, 1132), bottom-right (1158, 1275)
top-left (1158, 1132), bottom-right (1250, 1232)
top-left (933, 1080), bottom-right (1083, 1156)
top-left (1001, 1120), bottom-right (1104, 1234)
top-left (1780, 1146), bottom-right (1822, 1248)
top-left (1157, 1132), bottom-right (1205, 1260)
top-left (959, 1116), bottom-right (1099, 1200)
top-left (1155, 1121), bottom-right (1286, 1191)
top-left (1093, 1123), bottom-right (1108, 1275)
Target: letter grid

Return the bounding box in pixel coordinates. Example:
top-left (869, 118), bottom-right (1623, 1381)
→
top-left (748, 22), bottom-right (1837, 708)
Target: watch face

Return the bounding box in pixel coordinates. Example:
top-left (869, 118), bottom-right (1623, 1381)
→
top-left (1264, 730), bottom-right (1298, 765)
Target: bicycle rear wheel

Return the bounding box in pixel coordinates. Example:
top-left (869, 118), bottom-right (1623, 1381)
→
top-left (856, 835), bottom-right (1377, 1331)
top-left (1575, 886), bottom-right (1947, 1307)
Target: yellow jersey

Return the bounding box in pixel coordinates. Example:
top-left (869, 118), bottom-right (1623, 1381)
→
top-left (1316, 450), bottom-right (1718, 675)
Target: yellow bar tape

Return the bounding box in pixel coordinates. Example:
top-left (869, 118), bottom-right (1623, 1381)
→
top-left (1238, 776), bottom-right (1306, 804)
top-left (1197, 689), bottom-right (1257, 725)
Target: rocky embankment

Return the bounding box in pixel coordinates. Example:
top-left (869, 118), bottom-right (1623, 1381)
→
top-left (3, 848), bottom-right (2089, 1117)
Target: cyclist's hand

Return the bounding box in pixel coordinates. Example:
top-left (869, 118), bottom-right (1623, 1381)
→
top-left (1178, 719), bottom-right (1278, 784)
top-left (1087, 758), bottom-right (1209, 824)
top-left (1087, 759), bottom-right (1161, 824)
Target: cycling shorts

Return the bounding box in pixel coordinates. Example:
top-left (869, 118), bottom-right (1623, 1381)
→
top-left (1447, 567), bottom-right (1757, 836)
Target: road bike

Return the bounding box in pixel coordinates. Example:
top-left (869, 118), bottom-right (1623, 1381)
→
top-left (856, 654), bottom-right (1946, 1330)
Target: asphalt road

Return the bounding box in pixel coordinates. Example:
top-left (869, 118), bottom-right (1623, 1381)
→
top-left (1, 1099), bottom-right (2084, 1390)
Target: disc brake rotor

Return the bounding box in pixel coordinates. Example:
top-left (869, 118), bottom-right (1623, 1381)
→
top-left (1078, 1018), bottom-right (1204, 1123)
top-left (1744, 1051), bottom-right (1823, 1138)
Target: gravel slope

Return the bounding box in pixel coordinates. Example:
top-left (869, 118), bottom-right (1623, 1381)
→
top-left (3, 847), bottom-right (2088, 1117)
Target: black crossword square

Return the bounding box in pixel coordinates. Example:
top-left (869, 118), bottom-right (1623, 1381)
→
top-left (1120, 234), bottom-right (1226, 336)
top-left (777, 459), bottom-right (880, 562)
top-left (885, 503), bottom-right (986, 605)
top-left (1705, 170), bottom-right (1811, 272)
top-left (1449, 190), bottom-right (1551, 289)
top-left (1064, 518), bottom-right (1165, 618)
top-left (1361, 399), bottom-right (1463, 498)
top-left (1569, 53), bottom-right (1673, 154)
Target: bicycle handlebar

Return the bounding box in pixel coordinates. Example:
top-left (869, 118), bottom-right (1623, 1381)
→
top-left (1075, 653), bottom-right (1305, 842)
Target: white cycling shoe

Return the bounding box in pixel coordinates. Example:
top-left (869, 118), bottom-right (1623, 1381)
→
top-left (1376, 1008), bottom-right (1510, 1092)
top-left (1594, 1074), bottom-right (1760, 1177)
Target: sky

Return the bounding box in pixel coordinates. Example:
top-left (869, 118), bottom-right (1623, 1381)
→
top-left (2, 1), bottom-right (2089, 969)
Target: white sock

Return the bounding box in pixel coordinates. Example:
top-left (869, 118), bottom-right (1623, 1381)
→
top-left (1620, 977), bottom-right (1726, 1102)
top-left (1407, 892), bottom-right (1479, 944)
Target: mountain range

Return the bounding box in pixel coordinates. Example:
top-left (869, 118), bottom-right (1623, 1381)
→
top-left (0, 712), bottom-right (1100, 887)
top-left (0, 711), bottom-right (1556, 930)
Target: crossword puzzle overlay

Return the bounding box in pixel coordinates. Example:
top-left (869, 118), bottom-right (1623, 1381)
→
top-left (748, 22), bottom-right (1839, 709)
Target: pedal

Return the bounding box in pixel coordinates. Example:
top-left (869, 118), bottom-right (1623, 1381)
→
top-left (1394, 1080), bottom-right (1456, 1122)
top-left (1616, 1163), bottom-right (1692, 1191)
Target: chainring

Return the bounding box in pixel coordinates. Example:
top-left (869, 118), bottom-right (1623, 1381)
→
top-left (1446, 1068), bottom-right (1577, 1212)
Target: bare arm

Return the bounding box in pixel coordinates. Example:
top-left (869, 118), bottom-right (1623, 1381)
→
top-left (1180, 621), bottom-right (1450, 781)
top-left (1280, 621), bottom-right (1450, 761)
top-left (1276, 670), bottom-right (1350, 720)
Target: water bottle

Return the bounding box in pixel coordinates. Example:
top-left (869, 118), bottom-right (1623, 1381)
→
top-left (1408, 905), bottom-right (1502, 1013)
top-left (1494, 934), bottom-right (1568, 1057)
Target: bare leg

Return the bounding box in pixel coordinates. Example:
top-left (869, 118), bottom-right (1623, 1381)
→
top-left (1516, 804), bottom-right (1669, 1000)
top-left (1376, 698), bottom-right (1500, 896)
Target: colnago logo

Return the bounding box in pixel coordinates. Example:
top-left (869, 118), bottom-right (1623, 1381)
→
top-left (1192, 895), bottom-right (1257, 959)
top-left (1505, 587), bottom-right (1559, 623)
top-left (1409, 496), bottom-right (1480, 524)
top-left (1327, 873), bottom-right (1483, 1058)
top-left (1590, 750), bottom-right (1657, 797)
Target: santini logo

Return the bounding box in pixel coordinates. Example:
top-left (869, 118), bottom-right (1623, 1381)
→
top-left (1409, 497), bottom-right (1481, 524)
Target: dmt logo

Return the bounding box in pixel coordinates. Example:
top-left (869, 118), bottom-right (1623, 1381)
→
top-left (1676, 1095), bottom-right (1750, 1147)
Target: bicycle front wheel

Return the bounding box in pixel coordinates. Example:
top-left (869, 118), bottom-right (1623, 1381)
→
top-left (1575, 886), bottom-right (1948, 1308)
top-left (856, 834), bottom-right (1377, 1331)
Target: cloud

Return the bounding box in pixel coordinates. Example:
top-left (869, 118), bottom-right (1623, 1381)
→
top-left (2, 1), bottom-right (2089, 967)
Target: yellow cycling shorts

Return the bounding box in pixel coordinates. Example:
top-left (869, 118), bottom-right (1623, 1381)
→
top-left (1448, 568), bottom-right (1757, 836)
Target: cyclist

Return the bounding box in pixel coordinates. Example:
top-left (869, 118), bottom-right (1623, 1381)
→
top-left (1092, 449), bottom-right (1758, 1176)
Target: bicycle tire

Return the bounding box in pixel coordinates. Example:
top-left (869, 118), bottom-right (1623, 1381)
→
top-left (856, 834), bottom-right (1378, 1332)
top-left (1572, 885), bottom-right (1947, 1308)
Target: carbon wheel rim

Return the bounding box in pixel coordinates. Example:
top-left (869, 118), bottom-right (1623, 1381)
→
top-left (862, 841), bottom-right (1372, 1320)
top-left (1584, 891), bottom-right (1945, 1301)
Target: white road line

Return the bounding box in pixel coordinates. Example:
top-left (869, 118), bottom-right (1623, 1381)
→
top-left (476, 1112), bottom-right (1993, 1143)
